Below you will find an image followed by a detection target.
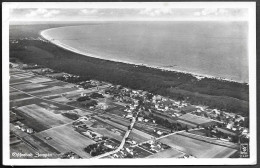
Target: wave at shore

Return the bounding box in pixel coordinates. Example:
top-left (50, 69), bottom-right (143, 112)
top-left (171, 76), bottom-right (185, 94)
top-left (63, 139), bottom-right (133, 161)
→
top-left (40, 28), bottom-right (246, 84)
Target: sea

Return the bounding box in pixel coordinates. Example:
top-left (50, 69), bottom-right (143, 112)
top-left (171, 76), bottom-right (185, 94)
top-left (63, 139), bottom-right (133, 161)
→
top-left (41, 21), bottom-right (248, 83)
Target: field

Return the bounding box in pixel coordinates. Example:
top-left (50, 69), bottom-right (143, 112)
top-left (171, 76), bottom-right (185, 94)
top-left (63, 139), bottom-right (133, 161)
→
top-left (35, 123), bottom-right (96, 158)
top-left (129, 129), bottom-right (153, 143)
top-left (131, 146), bottom-right (152, 158)
top-left (10, 141), bottom-right (36, 159)
top-left (26, 77), bottom-right (52, 83)
top-left (93, 116), bottom-right (153, 143)
top-left (105, 104), bottom-right (127, 117)
top-left (178, 113), bottom-right (220, 126)
top-left (159, 134), bottom-right (237, 158)
top-left (17, 104), bottom-right (72, 128)
top-left (10, 92), bottom-right (31, 101)
top-left (86, 118), bottom-right (125, 141)
top-left (189, 129), bottom-right (207, 136)
top-left (22, 135), bottom-right (61, 155)
top-left (14, 83), bottom-right (46, 91)
top-left (11, 96), bottom-right (75, 111)
top-left (91, 128), bottom-right (124, 142)
top-left (146, 148), bottom-right (185, 158)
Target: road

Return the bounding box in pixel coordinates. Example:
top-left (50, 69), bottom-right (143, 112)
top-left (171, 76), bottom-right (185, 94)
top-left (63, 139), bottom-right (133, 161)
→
top-left (92, 113), bottom-right (139, 159)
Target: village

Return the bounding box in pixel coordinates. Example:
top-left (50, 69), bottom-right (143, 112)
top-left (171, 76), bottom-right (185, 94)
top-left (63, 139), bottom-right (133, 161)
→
top-left (9, 61), bottom-right (248, 159)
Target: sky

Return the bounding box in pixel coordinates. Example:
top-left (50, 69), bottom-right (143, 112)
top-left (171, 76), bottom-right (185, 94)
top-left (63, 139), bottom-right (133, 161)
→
top-left (9, 7), bottom-right (248, 22)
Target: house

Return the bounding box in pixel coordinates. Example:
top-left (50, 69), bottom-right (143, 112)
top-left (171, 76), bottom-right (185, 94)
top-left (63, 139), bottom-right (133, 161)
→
top-left (216, 127), bottom-right (237, 136)
top-left (126, 114), bottom-right (133, 119)
top-left (105, 144), bottom-right (114, 149)
top-left (126, 148), bottom-right (133, 155)
top-left (137, 117), bottom-right (144, 122)
top-left (113, 154), bottom-right (119, 158)
top-left (27, 128), bottom-right (33, 134)
top-left (226, 122), bottom-right (234, 129)
top-left (157, 130), bottom-right (163, 135)
top-left (77, 116), bottom-right (88, 121)
top-left (81, 92), bottom-right (87, 97)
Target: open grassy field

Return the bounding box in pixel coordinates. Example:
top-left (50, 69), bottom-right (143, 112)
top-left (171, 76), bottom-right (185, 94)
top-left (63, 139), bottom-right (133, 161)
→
top-left (11, 73), bottom-right (34, 79)
top-left (129, 129), bottom-right (154, 143)
top-left (35, 123), bottom-right (96, 158)
top-left (26, 77), bottom-right (52, 83)
top-left (10, 96), bottom-right (74, 111)
top-left (17, 104), bottom-right (72, 128)
top-left (29, 85), bottom-right (77, 96)
top-left (21, 85), bottom-right (54, 93)
top-left (10, 92), bottom-right (31, 101)
top-left (38, 80), bottom-right (70, 87)
top-left (189, 129), bottom-right (207, 136)
top-left (159, 134), bottom-right (237, 158)
top-left (146, 148), bottom-right (185, 158)
top-left (28, 86), bottom-right (63, 94)
top-left (10, 87), bottom-right (18, 92)
top-left (10, 79), bottom-right (32, 86)
top-left (10, 141), bottom-right (37, 159)
top-left (105, 104), bottom-right (127, 117)
top-left (91, 128), bottom-right (124, 142)
top-left (65, 109), bottom-right (92, 116)
top-left (22, 135), bottom-right (61, 155)
top-left (13, 83), bottom-right (47, 91)
top-left (131, 146), bottom-right (152, 158)
top-left (85, 118), bottom-right (125, 141)
top-left (50, 96), bottom-right (71, 103)
top-left (179, 113), bottom-right (213, 125)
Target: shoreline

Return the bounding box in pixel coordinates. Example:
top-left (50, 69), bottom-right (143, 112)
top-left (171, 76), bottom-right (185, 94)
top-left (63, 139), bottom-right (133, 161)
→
top-left (40, 28), bottom-right (247, 84)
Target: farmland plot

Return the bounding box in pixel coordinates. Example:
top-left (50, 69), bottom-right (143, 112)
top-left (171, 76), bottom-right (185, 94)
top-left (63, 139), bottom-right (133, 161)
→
top-left (35, 123), bottom-right (95, 158)
top-left (14, 83), bottom-right (46, 91)
top-left (146, 148), bottom-right (185, 158)
top-left (10, 92), bottom-right (31, 101)
top-left (26, 77), bottom-right (52, 83)
top-left (159, 134), bottom-right (237, 158)
top-left (17, 104), bottom-right (72, 128)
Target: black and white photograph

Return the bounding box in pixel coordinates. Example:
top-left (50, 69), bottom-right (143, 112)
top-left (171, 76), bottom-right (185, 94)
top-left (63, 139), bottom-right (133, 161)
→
top-left (2, 2), bottom-right (257, 165)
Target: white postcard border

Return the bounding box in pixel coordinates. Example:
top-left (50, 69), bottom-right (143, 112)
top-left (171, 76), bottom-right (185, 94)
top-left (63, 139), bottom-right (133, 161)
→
top-left (2, 2), bottom-right (257, 166)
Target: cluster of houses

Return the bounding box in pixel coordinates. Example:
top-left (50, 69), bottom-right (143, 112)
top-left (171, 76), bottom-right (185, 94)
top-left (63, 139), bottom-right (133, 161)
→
top-left (72, 116), bottom-right (107, 142)
top-left (111, 147), bottom-right (134, 158)
top-left (10, 39), bottom-right (19, 44)
top-left (190, 108), bottom-right (249, 138)
top-left (77, 80), bottom-right (107, 90)
top-left (139, 140), bottom-right (170, 154)
top-left (60, 151), bottom-right (81, 159)
top-left (13, 121), bottom-right (34, 134)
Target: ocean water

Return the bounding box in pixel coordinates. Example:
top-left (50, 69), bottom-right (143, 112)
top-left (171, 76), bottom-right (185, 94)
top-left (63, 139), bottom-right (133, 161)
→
top-left (41, 21), bottom-right (248, 83)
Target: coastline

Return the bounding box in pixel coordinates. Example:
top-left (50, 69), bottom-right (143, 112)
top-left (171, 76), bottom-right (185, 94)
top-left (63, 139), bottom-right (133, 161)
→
top-left (40, 28), bottom-right (247, 84)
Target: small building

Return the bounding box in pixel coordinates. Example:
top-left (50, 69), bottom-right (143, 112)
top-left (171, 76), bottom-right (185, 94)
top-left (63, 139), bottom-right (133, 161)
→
top-left (126, 114), bottom-right (133, 119)
top-left (157, 130), bottom-right (163, 135)
top-left (27, 128), bottom-right (33, 134)
top-left (137, 117), bottom-right (144, 122)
